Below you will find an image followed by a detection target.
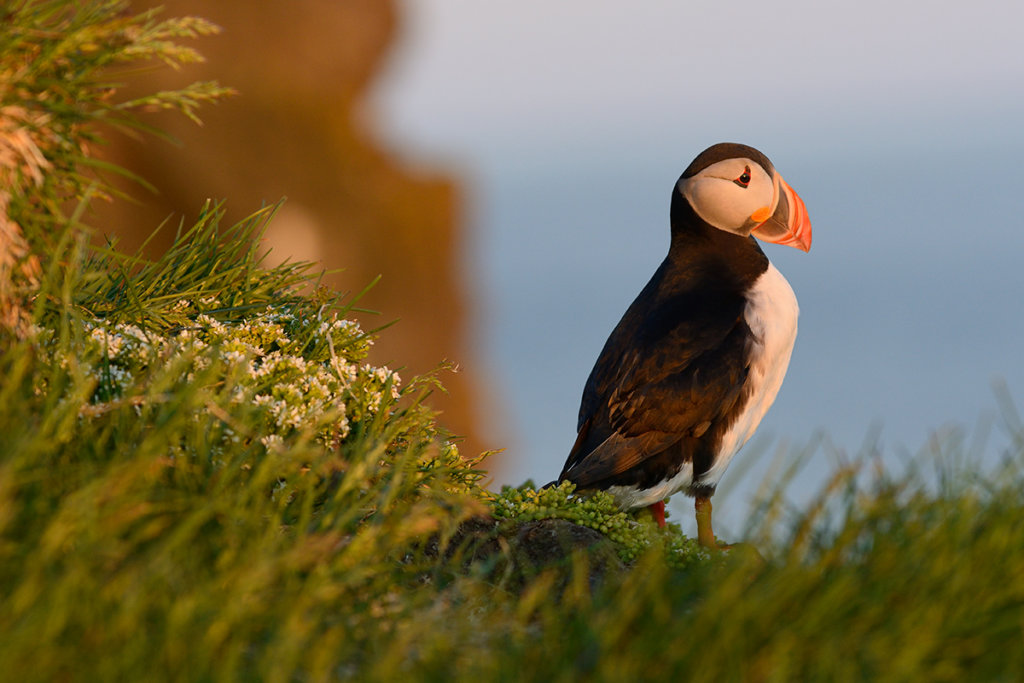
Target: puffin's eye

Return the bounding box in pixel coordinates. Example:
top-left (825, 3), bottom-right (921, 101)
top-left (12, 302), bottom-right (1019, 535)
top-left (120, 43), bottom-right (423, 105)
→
top-left (734, 167), bottom-right (752, 188)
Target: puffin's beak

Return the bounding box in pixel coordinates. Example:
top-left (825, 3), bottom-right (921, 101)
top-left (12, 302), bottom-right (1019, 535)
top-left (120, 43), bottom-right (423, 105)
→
top-left (751, 175), bottom-right (812, 252)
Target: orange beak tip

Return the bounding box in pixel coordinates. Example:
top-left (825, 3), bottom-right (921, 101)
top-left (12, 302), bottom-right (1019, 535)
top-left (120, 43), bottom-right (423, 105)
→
top-left (781, 177), bottom-right (812, 253)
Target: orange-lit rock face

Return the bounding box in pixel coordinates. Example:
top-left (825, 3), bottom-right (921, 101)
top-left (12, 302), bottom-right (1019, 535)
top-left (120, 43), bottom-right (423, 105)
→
top-left (94, 0), bottom-right (497, 462)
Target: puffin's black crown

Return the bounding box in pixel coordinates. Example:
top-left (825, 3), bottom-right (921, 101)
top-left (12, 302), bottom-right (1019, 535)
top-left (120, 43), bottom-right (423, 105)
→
top-left (681, 142), bottom-right (775, 179)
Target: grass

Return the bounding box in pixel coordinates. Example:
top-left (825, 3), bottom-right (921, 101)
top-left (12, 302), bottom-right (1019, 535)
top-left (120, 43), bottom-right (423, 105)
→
top-left (3, 2), bottom-right (1024, 680)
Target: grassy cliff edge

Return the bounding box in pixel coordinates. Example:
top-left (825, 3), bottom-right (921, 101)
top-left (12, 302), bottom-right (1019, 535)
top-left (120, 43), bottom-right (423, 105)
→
top-left (3, 3), bottom-right (1024, 681)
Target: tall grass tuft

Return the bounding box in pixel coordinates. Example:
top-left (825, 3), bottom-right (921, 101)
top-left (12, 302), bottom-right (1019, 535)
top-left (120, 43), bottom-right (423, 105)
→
top-left (0, 208), bottom-right (492, 680)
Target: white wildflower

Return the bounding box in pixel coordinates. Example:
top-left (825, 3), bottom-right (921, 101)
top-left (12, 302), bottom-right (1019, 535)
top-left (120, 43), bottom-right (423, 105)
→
top-left (222, 349), bottom-right (249, 366)
top-left (260, 434), bottom-right (285, 450)
top-left (89, 327), bottom-right (125, 359)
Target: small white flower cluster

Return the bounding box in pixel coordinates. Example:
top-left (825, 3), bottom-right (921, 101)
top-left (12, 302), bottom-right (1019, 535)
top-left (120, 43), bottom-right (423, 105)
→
top-left (50, 299), bottom-right (402, 451)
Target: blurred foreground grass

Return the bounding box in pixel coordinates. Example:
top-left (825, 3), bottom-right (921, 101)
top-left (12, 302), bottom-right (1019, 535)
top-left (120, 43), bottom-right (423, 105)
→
top-left (3, 2), bottom-right (1024, 681)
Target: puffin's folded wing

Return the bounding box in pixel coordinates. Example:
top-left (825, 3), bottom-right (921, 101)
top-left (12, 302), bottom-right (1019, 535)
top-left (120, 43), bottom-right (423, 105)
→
top-left (560, 429), bottom-right (682, 488)
top-left (561, 313), bottom-right (751, 486)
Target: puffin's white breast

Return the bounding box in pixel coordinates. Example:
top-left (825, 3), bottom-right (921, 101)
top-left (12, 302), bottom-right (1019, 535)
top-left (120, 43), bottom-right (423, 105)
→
top-left (700, 261), bottom-right (799, 488)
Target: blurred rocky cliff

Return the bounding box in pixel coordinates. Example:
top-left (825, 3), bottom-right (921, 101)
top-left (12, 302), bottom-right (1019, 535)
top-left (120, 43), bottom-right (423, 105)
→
top-left (93, 0), bottom-right (496, 460)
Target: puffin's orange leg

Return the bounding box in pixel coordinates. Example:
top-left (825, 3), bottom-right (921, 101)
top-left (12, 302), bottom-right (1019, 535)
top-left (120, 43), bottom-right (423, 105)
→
top-left (649, 500), bottom-right (666, 528)
top-left (695, 495), bottom-right (716, 548)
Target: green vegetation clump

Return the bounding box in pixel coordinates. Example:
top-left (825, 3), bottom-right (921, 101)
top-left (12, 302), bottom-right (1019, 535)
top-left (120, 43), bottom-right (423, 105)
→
top-left (5, 2), bottom-right (1024, 681)
top-left (49, 215), bottom-right (398, 452)
top-left (491, 481), bottom-right (706, 567)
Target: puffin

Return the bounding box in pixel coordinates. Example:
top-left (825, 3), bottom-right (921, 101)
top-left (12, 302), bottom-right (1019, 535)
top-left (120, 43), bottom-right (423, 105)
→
top-left (557, 142), bottom-right (812, 549)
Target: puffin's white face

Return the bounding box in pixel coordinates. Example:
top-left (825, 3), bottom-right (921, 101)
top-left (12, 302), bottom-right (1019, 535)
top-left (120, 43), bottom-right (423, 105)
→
top-left (679, 157), bottom-right (776, 235)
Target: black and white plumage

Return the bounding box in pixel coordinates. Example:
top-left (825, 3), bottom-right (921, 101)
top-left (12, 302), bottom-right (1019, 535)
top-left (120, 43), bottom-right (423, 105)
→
top-left (557, 142), bottom-right (812, 547)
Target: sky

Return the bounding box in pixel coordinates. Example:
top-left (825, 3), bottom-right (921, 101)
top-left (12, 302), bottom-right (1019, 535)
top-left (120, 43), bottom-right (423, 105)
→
top-left (373, 1), bottom-right (1024, 535)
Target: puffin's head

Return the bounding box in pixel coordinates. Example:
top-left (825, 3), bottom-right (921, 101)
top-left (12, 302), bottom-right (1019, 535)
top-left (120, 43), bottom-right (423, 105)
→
top-left (677, 142), bottom-right (812, 252)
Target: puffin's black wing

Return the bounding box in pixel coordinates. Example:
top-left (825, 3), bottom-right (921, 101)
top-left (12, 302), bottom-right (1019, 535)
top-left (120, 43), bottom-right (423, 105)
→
top-left (559, 283), bottom-right (752, 488)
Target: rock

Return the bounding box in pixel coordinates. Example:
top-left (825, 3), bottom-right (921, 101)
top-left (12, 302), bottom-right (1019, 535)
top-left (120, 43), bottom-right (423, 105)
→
top-left (441, 517), bottom-right (626, 595)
